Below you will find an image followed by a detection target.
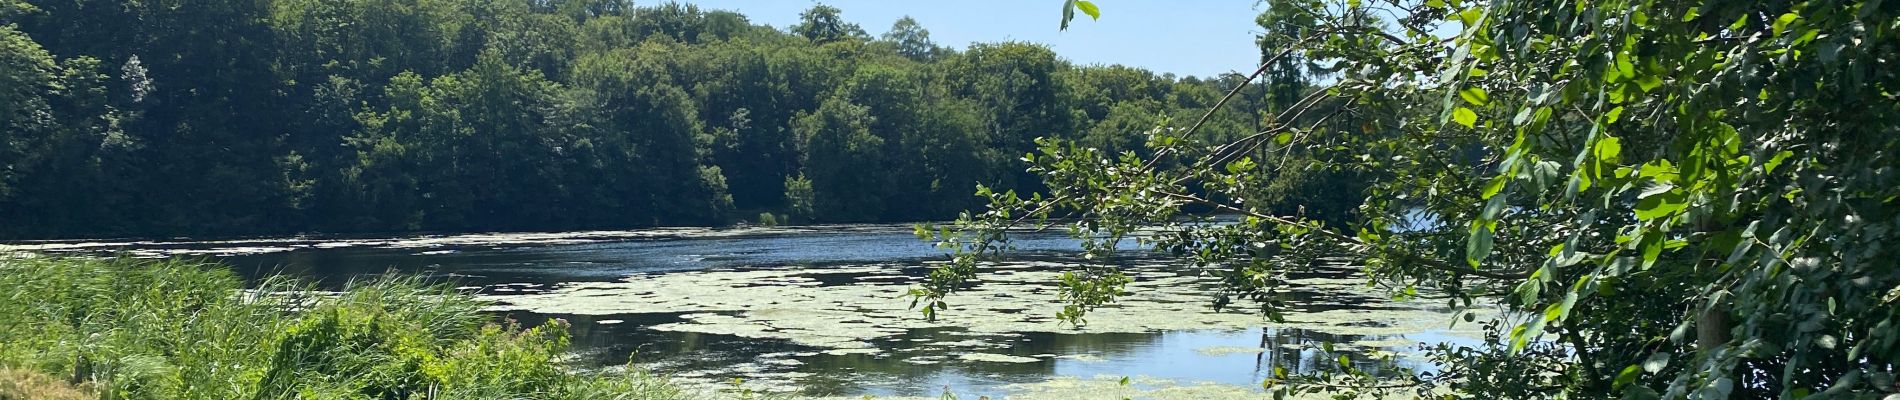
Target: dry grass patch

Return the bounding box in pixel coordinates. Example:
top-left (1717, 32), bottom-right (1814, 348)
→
top-left (0, 368), bottom-right (94, 400)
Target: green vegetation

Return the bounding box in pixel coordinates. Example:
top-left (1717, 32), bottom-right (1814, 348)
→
top-left (0, 0), bottom-right (1281, 239)
top-left (924, 0), bottom-right (1900, 398)
top-left (0, 256), bottom-right (694, 400)
top-left (9, 0), bottom-right (1892, 397)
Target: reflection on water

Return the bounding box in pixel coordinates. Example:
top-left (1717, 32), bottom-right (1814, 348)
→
top-left (13, 225), bottom-right (1473, 397)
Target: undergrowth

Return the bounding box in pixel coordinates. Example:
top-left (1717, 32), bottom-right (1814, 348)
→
top-left (0, 256), bottom-right (697, 400)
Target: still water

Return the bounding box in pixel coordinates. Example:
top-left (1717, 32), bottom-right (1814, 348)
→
top-left (19, 225), bottom-right (1477, 398)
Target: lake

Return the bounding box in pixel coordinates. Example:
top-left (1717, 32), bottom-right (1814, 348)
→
top-left (6, 224), bottom-right (1484, 399)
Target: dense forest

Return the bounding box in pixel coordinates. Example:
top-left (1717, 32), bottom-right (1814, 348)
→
top-left (0, 0), bottom-right (1326, 239)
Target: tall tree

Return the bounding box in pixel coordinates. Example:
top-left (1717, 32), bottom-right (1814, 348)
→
top-left (569, 42), bottom-right (728, 225)
top-left (881, 16), bottom-right (936, 61)
top-left (0, 24), bottom-right (57, 202)
top-left (946, 42), bottom-right (1080, 191)
top-left (791, 3), bottom-right (865, 44)
top-left (794, 96), bottom-right (885, 221)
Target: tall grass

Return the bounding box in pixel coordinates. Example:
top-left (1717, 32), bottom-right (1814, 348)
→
top-left (0, 256), bottom-right (697, 400)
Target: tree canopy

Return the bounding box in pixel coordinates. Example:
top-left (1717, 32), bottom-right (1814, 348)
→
top-left (0, 0), bottom-right (1283, 239)
top-left (922, 0), bottom-right (1900, 398)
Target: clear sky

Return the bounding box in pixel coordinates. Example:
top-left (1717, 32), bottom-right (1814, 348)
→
top-left (673, 1), bottom-right (1268, 79)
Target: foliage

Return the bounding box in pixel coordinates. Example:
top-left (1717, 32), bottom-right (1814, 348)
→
top-left (1059, 0), bottom-right (1101, 31)
top-left (921, 0), bottom-right (1900, 398)
top-left (0, 256), bottom-right (697, 400)
top-left (783, 174), bottom-right (816, 223)
top-left (0, 0), bottom-right (1316, 239)
top-left (792, 3), bottom-right (866, 44)
top-left (880, 17), bottom-right (939, 61)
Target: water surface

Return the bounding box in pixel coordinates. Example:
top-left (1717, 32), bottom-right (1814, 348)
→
top-left (8, 225), bottom-right (1479, 398)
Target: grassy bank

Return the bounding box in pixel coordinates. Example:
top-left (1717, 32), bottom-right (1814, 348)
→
top-left (0, 256), bottom-right (694, 400)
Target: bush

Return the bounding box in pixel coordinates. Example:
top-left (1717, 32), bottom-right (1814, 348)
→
top-left (0, 256), bottom-right (695, 400)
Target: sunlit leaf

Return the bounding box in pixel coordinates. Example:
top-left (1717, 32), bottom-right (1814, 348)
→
top-left (1452, 107), bottom-right (1478, 128)
top-left (1634, 185), bottom-right (1686, 221)
top-left (1460, 87), bottom-right (1490, 106)
top-left (1074, 0), bottom-right (1100, 20)
top-left (1773, 12), bottom-right (1800, 37)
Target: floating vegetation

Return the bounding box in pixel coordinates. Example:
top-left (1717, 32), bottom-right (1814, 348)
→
top-left (480, 256), bottom-right (1497, 397)
top-left (1192, 346), bottom-right (1270, 357)
top-left (956, 353), bottom-right (1042, 363)
top-left (485, 260), bottom-right (1490, 357)
top-left (10, 226), bottom-right (1500, 398)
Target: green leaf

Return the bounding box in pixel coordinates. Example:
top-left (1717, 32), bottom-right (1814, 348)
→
top-left (1508, 323), bottom-right (1529, 351)
top-left (1543, 291), bottom-right (1578, 322)
top-left (1457, 8), bottom-right (1483, 26)
top-left (1772, 12), bottom-right (1799, 37)
top-left (1763, 150), bottom-right (1793, 173)
top-left (1480, 191), bottom-right (1508, 220)
top-left (1459, 87), bottom-right (1490, 106)
top-left (1514, 279), bottom-right (1542, 306)
top-left (1635, 75), bottom-right (1663, 92)
top-left (1482, 175), bottom-right (1509, 198)
top-left (1512, 107), bottom-right (1535, 125)
top-left (1640, 232), bottom-right (1664, 269)
top-left (1467, 224), bottom-right (1495, 267)
top-left (1452, 107), bottom-right (1478, 128)
top-left (1060, 0), bottom-right (1077, 30)
top-left (1641, 352), bottom-right (1671, 373)
top-left (1226, 156), bottom-right (1256, 174)
top-left (1074, 0), bottom-right (1100, 20)
top-left (1634, 185), bottom-right (1687, 221)
top-left (1594, 136), bottom-right (1623, 164)
top-left (1615, 365), bottom-right (1642, 388)
top-left (1509, 318), bottom-right (1545, 353)
top-left (1639, 160), bottom-right (1680, 183)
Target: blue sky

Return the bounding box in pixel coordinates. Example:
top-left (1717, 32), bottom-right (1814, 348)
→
top-left (673, 1), bottom-right (1268, 78)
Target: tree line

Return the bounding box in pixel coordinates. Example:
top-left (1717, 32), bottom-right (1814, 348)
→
top-left (0, 0), bottom-right (1311, 239)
